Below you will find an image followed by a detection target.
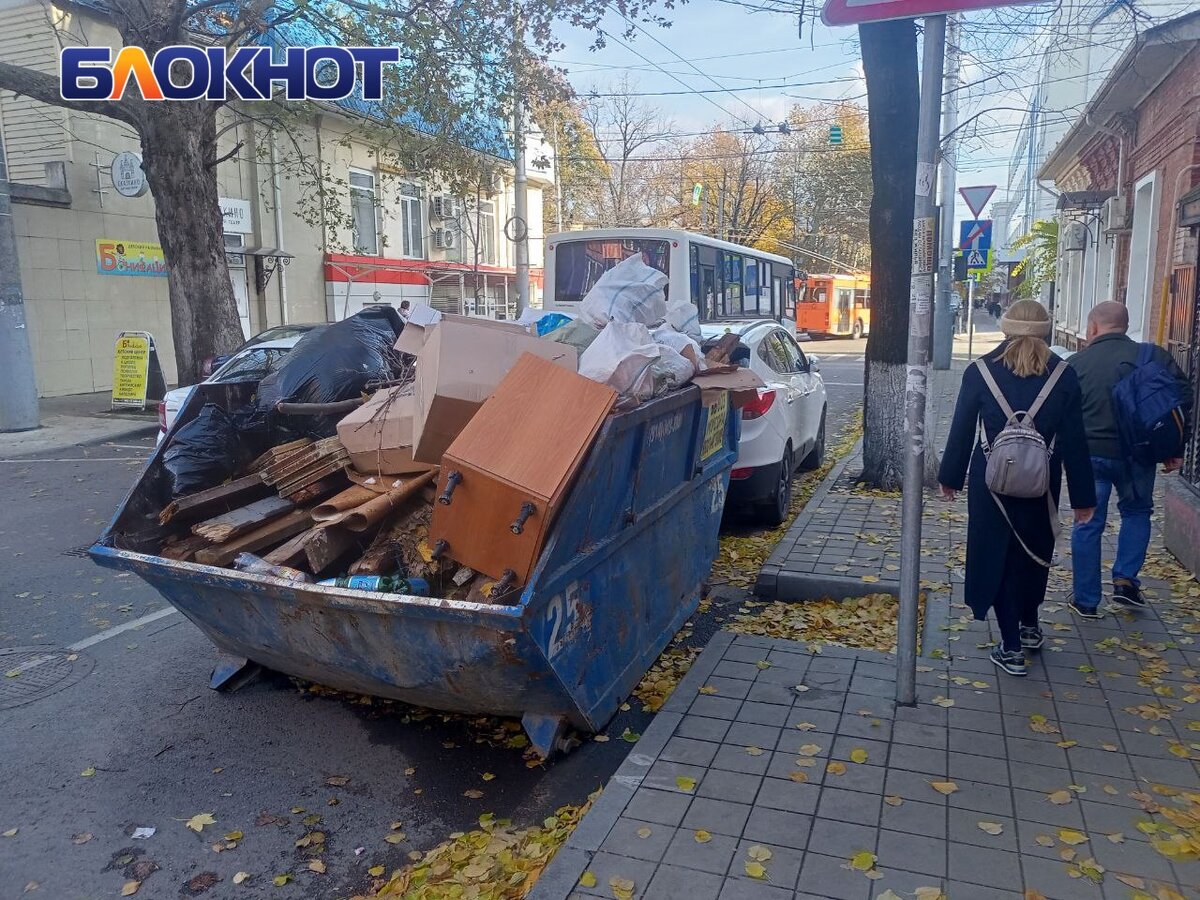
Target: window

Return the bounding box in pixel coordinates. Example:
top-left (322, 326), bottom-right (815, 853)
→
top-left (780, 331), bottom-right (808, 371)
top-left (350, 169), bottom-right (379, 255)
top-left (476, 199), bottom-right (497, 265)
top-left (758, 332), bottom-right (797, 374)
top-left (854, 288), bottom-right (869, 308)
top-left (552, 238), bottom-right (670, 303)
top-left (744, 258), bottom-right (760, 313)
top-left (723, 252), bottom-right (743, 313)
top-left (399, 182), bottom-right (424, 259)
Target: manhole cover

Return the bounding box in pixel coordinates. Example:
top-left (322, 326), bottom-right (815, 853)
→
top-left (0, 646), bottom-right (95, 709)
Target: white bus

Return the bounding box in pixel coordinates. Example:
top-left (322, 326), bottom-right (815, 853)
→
top-left (543, 228), bottom-right (797, 331)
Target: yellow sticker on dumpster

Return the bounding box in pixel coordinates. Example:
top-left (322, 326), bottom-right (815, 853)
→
top-left (701, 395), bottom-right (728, 459)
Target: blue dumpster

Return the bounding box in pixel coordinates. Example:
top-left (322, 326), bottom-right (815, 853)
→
top-left (91, 381), bottom-right (738, 756)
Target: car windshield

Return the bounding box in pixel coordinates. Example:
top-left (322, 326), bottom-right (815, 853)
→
top-left (211, 348), bottom-right (290, 382)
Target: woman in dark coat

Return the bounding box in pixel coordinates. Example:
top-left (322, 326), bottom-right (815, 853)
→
top-left (938, 299), bottom-right (1096, 676)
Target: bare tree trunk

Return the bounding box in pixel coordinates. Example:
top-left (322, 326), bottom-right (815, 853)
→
top-left (859, 19), bottom-right (919, 489)
top-left (139, 104), bottom-right (243, 385)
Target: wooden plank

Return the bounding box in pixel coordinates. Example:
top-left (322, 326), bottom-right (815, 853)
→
top-left (191, 496), bottom-right (296, 543)
top-left (194, 510), bottom-right (314, 568)
top-left (303, 526), bottom-right (360, 575)
top-left (278, 454), bottom-right (350, 498)
top-left (159, 473), bottom-right (270, 525)
top-left (247, 438), bottom-right (311, 473)
top-left (160, 534), bottom-right (212, 561)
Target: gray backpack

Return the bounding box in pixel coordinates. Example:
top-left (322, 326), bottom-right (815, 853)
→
top-left (975, 359), bottom-right (1066, 499)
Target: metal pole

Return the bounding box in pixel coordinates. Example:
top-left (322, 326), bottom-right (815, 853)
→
top-left (0, 128), bottom-right (40, 432)
top-left (967, 276), bottom-right (975, 360)
top-left (512, 18), bottom-right (530, 314)
top-left (933, 15), bottom-right (959, 371)
top-left (897, 14), bottom-right (946, 707)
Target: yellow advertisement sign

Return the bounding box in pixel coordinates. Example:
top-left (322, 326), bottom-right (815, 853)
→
top-left (96, 239), bottom-right (168, 277)
top-left (112, 332), bottom-right (151, 409)
top-left (701, 394), bottom-right (729, 459)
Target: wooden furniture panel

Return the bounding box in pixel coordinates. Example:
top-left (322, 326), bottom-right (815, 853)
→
top-left (430, 354), bottom-right (616, 585)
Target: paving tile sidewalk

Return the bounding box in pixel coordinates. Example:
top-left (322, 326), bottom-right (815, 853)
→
top-left (532, 344), bottom-right (1200, 900)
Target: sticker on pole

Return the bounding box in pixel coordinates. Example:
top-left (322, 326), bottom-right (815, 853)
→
top-left (822, 0), bottom-right (1035, 25)
top-left (958, 185), bottom-right (996, 218)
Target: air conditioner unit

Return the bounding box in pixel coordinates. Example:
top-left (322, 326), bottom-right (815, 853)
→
top-left (432, 195), bottom-right (460, 220)
top-left (1062, 221), bottom-right (1088, 252)
top-left (1103, 195), bottom-right (1128, 232)
top-left (434, 227), bottom-right (457, 250)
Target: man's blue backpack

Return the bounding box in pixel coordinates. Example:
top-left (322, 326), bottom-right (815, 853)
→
top-left (1112, 343), bottom-right (1187, 464)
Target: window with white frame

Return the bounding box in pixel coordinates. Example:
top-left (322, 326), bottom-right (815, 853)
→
top-left (349, 169), bottom-right (380, 256)
top-left (476, 199), bottom-right (497, 265)
top-left (399, 182), bottom-right (424, 259)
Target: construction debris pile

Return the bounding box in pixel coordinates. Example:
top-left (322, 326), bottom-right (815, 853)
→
top-left (150, 257), bottom-right (764, 603)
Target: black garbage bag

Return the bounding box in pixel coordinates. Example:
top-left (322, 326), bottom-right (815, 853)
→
top-left (256, 306), bottom-right (406, 437)
top-left (162, 403), bottom-right (248, 497)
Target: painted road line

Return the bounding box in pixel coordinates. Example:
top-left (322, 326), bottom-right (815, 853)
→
top-left (0, 457), bottom-right (146, 463)
top-left (69, 607), bottom-right (179, 652)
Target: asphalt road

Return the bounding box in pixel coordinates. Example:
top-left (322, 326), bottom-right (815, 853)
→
top-left (0, 344), bottom-right (867, 899)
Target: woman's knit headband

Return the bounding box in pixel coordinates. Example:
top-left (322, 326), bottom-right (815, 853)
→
top-left (999, 315), bottom-right (1050, 337)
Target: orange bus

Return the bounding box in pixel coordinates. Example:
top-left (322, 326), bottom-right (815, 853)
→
top-left (795, 273), bottom-right (871, 339)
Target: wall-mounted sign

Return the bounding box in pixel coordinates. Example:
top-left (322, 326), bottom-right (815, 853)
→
top-left (96, 239), bottom-right (168, 277)
top-left (220, 197), bottom-right (252, 233)
top-left (111, 151), bottom-right (148, 198)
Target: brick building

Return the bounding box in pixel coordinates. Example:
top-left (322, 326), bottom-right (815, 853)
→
top-left (1040, 10), bottom-right (1200, 577)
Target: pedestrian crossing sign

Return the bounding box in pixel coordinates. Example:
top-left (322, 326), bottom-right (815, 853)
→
top-left (965, 248), bottom-right (993, 274)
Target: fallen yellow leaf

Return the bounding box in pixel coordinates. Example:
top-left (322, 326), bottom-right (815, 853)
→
top-left (850, 748), bottom-right (869, 764)
top-left (747, 845), bottom-right (772, 862)
top-left (368, 866), bottom-right (385, 878)
top-left (578, 871), bottom-right (597, 888)
top-left (463, 789), bottom-right (484, 799)
top-left (929, 781), bottom-right (958, 795)
top-left (80, 767), bottom-right (96, 777)
top-left (185, 813), bottom-right (215, 833)
top-left (325, 775), bottom-right (349, 786)
top-left (698, 685), bottom-right (717, 695)
top-left (675, 776), bottom-right (696, 792)
top-left (307, 860), bottom-right (326, 874)
top-left (798, 743), bottom-right (822, 756)
top-left (883, 795), bottom-right (903, 806)
top-left (745, 746), bottom-right (764, 756)
top-left (636, 826), bottom-right (652, 839)
top-left (120, 882), bottom-right (139, 896)
top-left (849, 850), bottom-right (876, 872)
top-left (789, 771), bottom-right (808, 783)
top-left (232, 871), bottom-right (249, 885)
top-left (826, 761), bottom-right (847, 775)
top-left (1058, 828), bottom-right (1088, 846)
top-left (273, 874), bottom-right (291, 886)
top-left (977, 822), bottom-right (1004, 835)
top-left (1046, 790), bottom-right (1072, 805)
top-left (1106, 832), bottom-right (1124, 844)
top-left (693, 830), bottom-right (712, 843)
top-left (744, 861), bottom-right (767, 879)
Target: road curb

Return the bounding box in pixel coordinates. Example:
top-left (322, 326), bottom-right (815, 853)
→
top-left (755, 437), bottom-right (863, 600)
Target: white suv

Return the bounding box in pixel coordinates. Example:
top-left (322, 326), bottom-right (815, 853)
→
top-left (701, 321), bottom-right (828, 524)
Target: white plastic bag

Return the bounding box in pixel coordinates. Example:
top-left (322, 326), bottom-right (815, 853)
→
top-left (579, 321), bottom-right (660, 400)
top-left (651, 345), bottom-right (696, 391)
top-left (580, 255), bottom-right (669, 327)
top-left (665, 295), bottom-right (701, 341)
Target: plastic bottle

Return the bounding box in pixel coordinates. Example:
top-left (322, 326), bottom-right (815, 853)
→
top-left (233, 552), bottom-right (312, 583)
top-left (317, 575), bottom-right (431, 596)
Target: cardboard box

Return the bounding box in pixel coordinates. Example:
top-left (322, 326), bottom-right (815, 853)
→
top-left (694, 365), bottom-right (765, 409)
top-left (336, 388), bottom-right (429, 475)
top-left (394, 311), bottom-right (529, 357)
top-left (411, 319), bottom-right (579, 464)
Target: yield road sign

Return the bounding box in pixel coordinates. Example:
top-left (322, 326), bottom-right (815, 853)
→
top-left (958, 219), bottom-right (992, 252)
top-left (821, 0), bottom-right (1035, 25)
top-left (959, 185), bottom-right (996, 218)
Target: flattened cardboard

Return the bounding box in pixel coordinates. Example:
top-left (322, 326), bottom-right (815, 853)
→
top-left (336, 388), bottom-right (429, 475)
top-left (694, 365), bottom-right (765, 409)
top-left (394, 311), bottom-right (528, 357)
top-left (411, 320), bottom-right (578, 464)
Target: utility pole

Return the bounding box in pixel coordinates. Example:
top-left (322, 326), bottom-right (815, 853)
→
top-left (512, 18), bottom-right (530, 315)
top-left (0, 128), bottom-right (40, 432)
top-left (896, 14), bottom-right (946, 707)
top-left (932, 14), bottom-right (959, 371)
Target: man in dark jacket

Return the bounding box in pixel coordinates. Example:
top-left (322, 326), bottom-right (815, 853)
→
top-left (1067, 301), bottom-right (1191, 617)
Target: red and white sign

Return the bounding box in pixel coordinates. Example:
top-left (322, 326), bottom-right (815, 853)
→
top-left (822, 0), bottom-right (1033, 26)
top-left (959, 185), bottom-right (996, 218)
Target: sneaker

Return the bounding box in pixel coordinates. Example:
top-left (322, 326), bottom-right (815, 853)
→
top-left (1112, 580), bottom-right (1148, 608)
top-left (990, 646), bottom-right (1028, 676)
top-left (1020, 625), bottom-right (1045, 651)
top-left (1068, 598), bottom-right (1104, 620)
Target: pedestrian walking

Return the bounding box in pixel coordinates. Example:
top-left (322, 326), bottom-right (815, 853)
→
top-left (938, 300), bottom-right (1095, 676)
top-left (1067, 301), bottom-right (1191, 618)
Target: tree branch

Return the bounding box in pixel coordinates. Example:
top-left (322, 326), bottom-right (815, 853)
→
top-left (0, 61), bottom-right (141, 129)
top-left (206, 140), bottom-right (244, 169)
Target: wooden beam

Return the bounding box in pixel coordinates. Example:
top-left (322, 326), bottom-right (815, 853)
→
top-left (194, 510), bottom-right (314, 567)
top-left (159, 473), bottom-right (271, 525)
top-left (192, 496), bottom-right (296, 544)
top-left (160, 534), bottom-right (213, 562)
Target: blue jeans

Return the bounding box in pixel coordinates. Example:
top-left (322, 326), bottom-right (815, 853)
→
top-left (1070, 456), bottom-right (1156, 610)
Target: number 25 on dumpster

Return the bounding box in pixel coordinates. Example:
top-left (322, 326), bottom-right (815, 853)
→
top-left (543, 582), bottom-right (583, 660)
